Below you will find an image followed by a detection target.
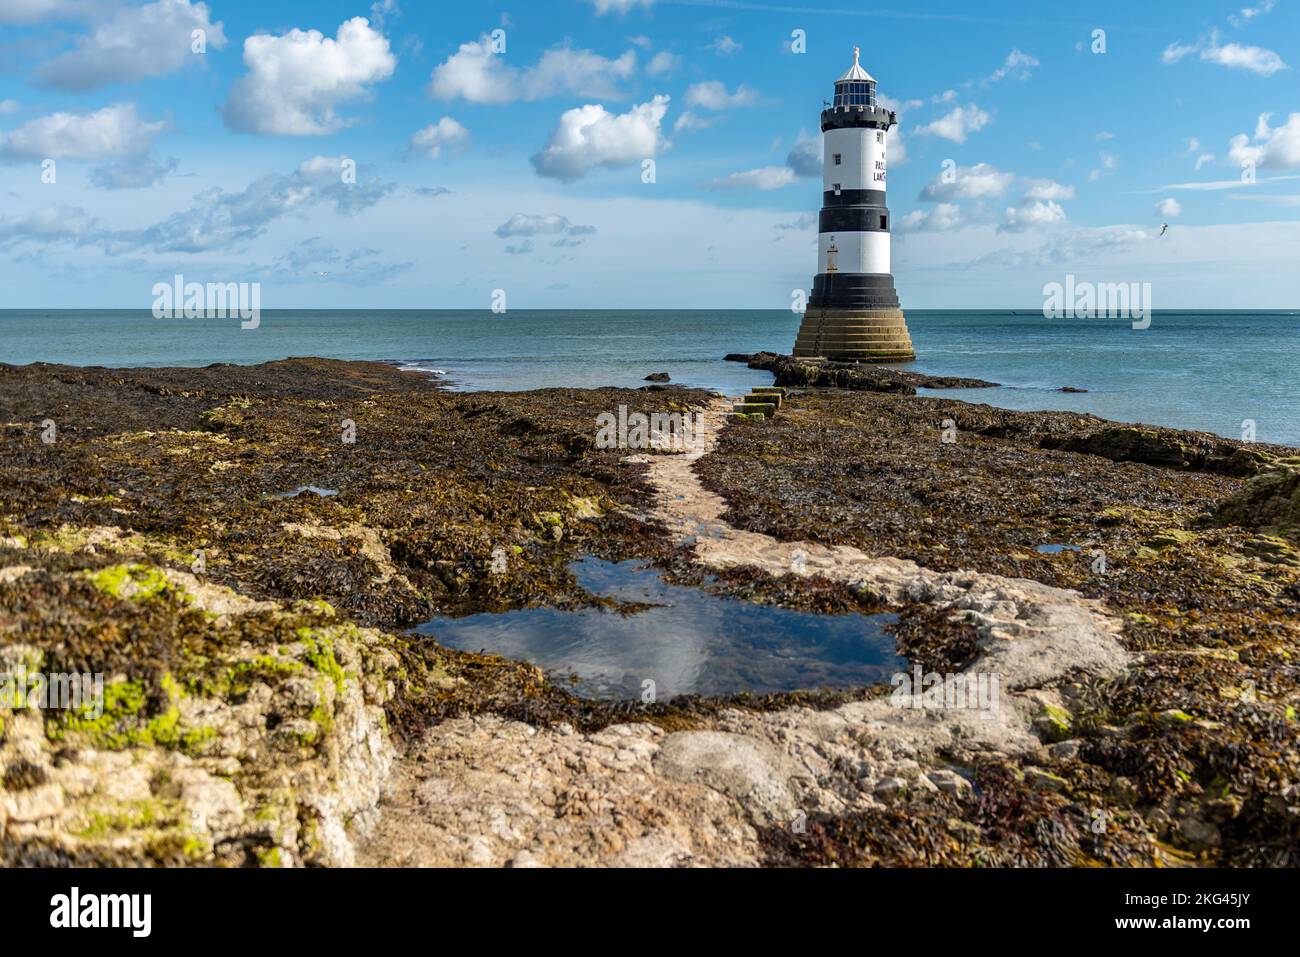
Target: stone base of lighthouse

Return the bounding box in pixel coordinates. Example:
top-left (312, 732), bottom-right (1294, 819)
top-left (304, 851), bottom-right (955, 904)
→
top-left (793, 307), bottom-right (915, 363)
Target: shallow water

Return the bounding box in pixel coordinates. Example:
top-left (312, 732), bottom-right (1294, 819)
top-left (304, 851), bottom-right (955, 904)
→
top-left (4, 308), bottom-right (1296, 444)
top-left (270, 485), bottom-right (339, 499)
top-left (1036, 543), bottom-right (1082, 554)
top-left (414, 558), bottom-right (902, 701)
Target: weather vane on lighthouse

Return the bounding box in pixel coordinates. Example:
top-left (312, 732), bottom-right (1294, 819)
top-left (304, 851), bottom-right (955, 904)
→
top-left (793, 47), bottom-right (915, 362)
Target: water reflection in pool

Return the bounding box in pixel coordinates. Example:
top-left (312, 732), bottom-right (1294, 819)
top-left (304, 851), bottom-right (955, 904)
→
top-left (414, 558), bottom-right (903, 701)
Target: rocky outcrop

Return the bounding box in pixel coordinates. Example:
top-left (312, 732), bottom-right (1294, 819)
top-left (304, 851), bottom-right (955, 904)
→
top-left (744, 353), bottom-right (999, 393)
top-left (0, 557), bottom-right (397, 867)
top-left (1039, 426), bottom-right (1282, 477)
top-left (1210, 465), bottom-right (1300, 541)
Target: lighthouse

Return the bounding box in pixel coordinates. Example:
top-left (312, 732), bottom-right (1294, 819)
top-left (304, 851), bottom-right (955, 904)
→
top-left (793, 47), bottom-right (915, 362)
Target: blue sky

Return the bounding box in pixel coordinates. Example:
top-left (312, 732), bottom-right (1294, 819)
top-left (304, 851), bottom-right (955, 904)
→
top-left (1, 0), bottom-right (1299, 308)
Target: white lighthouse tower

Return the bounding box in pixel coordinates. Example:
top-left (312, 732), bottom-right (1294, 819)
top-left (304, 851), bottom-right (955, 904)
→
top-left (793, 47), bottom-right (915, 362)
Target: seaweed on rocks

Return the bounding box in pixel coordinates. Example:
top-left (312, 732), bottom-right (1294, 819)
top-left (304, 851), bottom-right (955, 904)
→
top-left (699, 388), bottom-right (1300, 866)
top-left (5, 358), bottom-right (1298, 867)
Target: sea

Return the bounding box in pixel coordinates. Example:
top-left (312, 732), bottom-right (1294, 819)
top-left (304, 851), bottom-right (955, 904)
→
top-left (2, 308), bottom-right (1297, 447)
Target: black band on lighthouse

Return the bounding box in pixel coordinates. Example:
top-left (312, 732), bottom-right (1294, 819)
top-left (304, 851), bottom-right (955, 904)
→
top-left (819, 208), bottom-right (890, 233)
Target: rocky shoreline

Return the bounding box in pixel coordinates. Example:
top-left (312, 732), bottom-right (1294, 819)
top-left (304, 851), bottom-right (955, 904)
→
top-left (1, 358), bottom-right (1297, 866)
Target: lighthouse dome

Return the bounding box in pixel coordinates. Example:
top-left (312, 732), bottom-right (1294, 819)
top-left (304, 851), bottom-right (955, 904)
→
top-left (837, 46), bottom-right (875, 83)
top-left (833, 46), bottom-right (876, 108)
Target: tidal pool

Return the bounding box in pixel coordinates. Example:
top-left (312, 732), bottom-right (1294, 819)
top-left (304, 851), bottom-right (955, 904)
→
top-left (270, 485), bottom-right (339, 499)
top-left (1036, 543), bottom-right (1082, 554)
top-left (415, 558), bottom-right (903, 701)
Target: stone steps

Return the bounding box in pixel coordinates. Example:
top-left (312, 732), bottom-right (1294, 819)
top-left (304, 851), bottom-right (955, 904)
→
top-left (727, 386), bottom-right (787, 421)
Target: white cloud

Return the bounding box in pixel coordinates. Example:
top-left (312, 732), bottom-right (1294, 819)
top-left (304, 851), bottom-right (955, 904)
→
top-left (785, 133), bottom-right (820, 177)
top-left (1162, 30), bottom-right (1286, 75)
top-left (0, 103), bottom-right (166, 160)
top-left (1002, 200), bottom-right (1066, 231)
top-left (495, 213), bottom-right (595, 237)
top-left (919, 162), bottom-right (1014, 201)
top-left (1195, 153), bottom-right (1215, 170)
top-left (1161, 42), bottom-right (1198, 65)
top-left (1228, 192), bottom-right (1300, 206)
top-left (1228, 112), bottom-right (1300, 169)
top-left (704, 166), bottom-right (796, 190)
top-left (36, 0), bottom-right (226, 92)
top-left (888, 128), bottom-right (908, 166)
top-left (369, 0), bottom-right (400, 29)
top-left (1158, 173), bottom-right (1300, 190)
top-left (0, 206), bottom-right (107, 250)
top-left (916, 104), bottom-right (990, 143)
top-left (673, 111), bottom-right (716, 134)
top-left (1156, 197), bottom-right (1182, 218)
top-left (984, 49), bottom-right (1039, 84)
top-left (1204, 40), bottom-right (1287, 74)
top-left (1022, 179), bottom-right (1076, 201)
top-left (0, 99), bottom-right (19, 115)
top-left (899, 203), bottom-right (962, 232)
top-left (646, 51), bottom-right (679, 76)
top-left (776, 212), bottom-right (816, 231)
top-left (221, 17), bottom-right (396, 135)
top-left (879, 93), bottom-right (924, 115)
top-left (90, 155), bottom-right (178, 189)
top-left (430, 37), bottom-right (636, 104)
top-left (531, 95), bottom-right (669, 181)
top-left (1094, 131), bottom-right (1115, 141)
top-left (909, 167), bottom-right (1074, 235)
top-left (0, 0), bottom-right (70, 25)
top-left (1229, 0), bottom-right (1275, 29)
top-left (588, 0), bottom-right (654, 13)
top-left (408, 117), bottom-right (470, 158)
top-left (136, 156), bottom-right (393, 252)
top-left (708, 36), bottom-right (741, 55)
top-left (1088, 151), bottom-right (1119, 181)
top-left (684, 81), bottom-right (759, 110)
top-left (0, 156), bottom-right (394, 256)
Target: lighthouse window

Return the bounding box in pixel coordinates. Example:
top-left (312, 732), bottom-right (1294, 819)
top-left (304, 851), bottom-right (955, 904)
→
top-left (833, 153), bottom-right (842, 165)
top-left (832, 183), bottom-right (841, 195)
top-left (835, 81), bottom-right (875, 108)
top-left (880, 215), bottom-right (888, 230)
top-left (876, 131), bottom-right (884, 144)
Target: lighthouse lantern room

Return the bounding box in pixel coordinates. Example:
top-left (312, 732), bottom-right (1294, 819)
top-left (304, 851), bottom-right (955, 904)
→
top-left (793, 47), bottom-right (916, 362)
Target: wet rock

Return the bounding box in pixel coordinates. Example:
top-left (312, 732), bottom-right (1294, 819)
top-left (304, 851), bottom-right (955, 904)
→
top-left (644, 372), bottom-right (671, 382)
top-left (873, 776), bottom-right (907, 801)
top-left (1024, 768), bottom-right (1068, 792)
top-left (745, 354), bottom-right (998, 393)
top-left (1040, 425), bottom-right (1278, 476)
top-left (1178, 813), bottom-right (1222, 850)
top-left (926, 769), bottom-right (974, 799)
top-left (1033, 704), bottom-right (1073, 743)
top-left (654, 730), bottom-right (798, 826)
top-left (1048, 739), bottom-right (1081, 762)
top-left (1209, 465), bottom-right (1300, 541)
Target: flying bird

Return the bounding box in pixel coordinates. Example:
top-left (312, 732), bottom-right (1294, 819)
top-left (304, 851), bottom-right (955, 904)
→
top-left (315, 271), bottom-right (330, 278)
top-left (1159, 224), bottom-right (1169, 237)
